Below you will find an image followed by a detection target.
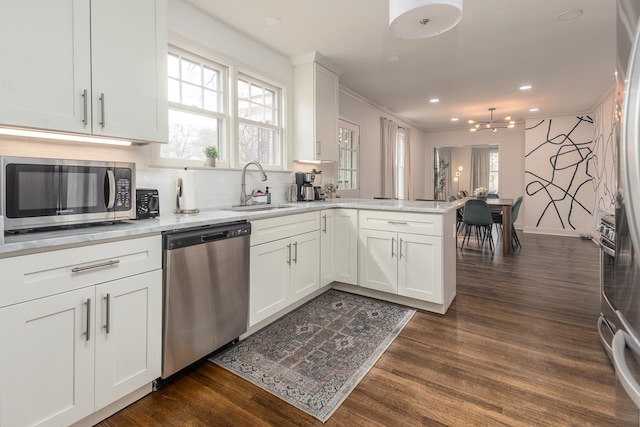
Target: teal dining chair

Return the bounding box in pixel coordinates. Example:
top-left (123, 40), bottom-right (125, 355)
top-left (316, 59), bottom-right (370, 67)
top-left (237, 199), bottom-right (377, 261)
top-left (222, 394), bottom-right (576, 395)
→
top-left (511, 196), bottom-right (523, 249)
top-left (460, 199), bottom-right (494, 252)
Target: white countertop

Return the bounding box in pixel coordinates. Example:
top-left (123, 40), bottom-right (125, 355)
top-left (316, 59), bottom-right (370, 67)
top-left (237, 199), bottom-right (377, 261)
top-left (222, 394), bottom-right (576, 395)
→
top-left (0, 198), bottom-right (454, 257)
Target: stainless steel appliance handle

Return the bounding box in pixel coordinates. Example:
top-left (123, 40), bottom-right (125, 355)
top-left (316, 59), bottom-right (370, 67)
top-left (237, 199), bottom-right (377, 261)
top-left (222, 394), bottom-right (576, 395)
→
top-left (106, 170), bottom-right (116, 209)
top-left (82, 89), bottom-right (88, 125)
top-left (391, 237), bottom-right (395, 257)
top-left (287, 243), bottom-right (291, 265)
top-left (322, 215), bottom-right (327, 233)
top-left (99, 93), bottom-right (105, 128)
top-left (104, 293), bottom-right (111, 334)
top-left (598, 315), bottom-right (614, 356)
top-left (72, 259), bottom-right (120, 273)
top-left (598, 241), bottom-right (615, 257)
top-left (613, 330), bottom-right (640, 409)
top-left (84, 298), bottom-right (91, 341)
top-left (293, 242), bottom-right (298, 263)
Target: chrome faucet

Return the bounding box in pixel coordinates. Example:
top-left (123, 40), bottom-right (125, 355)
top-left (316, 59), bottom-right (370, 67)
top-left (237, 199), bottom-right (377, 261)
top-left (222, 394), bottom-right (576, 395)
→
top-left (240, 161), bottom-right (268, 205)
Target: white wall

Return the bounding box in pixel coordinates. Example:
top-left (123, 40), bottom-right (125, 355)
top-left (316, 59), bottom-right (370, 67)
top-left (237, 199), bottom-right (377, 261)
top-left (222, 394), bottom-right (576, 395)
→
top-left (336, 89), bottom-right (428, 199)
top-left (524, 114), bottom-right (595, 236)
top-left (591, 89), bottom-right (616, 219)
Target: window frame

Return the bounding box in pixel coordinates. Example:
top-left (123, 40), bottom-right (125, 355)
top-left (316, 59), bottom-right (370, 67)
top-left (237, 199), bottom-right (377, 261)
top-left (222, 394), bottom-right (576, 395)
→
top-left (152, 42), bottom-right (288, 171)
top-left (234, 71), bottom-right (285, 169)
top-left (489, 147), bottom-right (500, 193)
top-left (337, 119), bottom-right (360, 197)
top-left (396, 128), bottom-right (407, 199)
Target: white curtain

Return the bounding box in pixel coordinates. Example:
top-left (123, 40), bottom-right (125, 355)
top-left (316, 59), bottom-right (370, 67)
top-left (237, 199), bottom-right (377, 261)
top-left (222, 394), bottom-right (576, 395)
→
top-left (380, 117), bottom-right (397, 198)
top-left (471, 147), bottom-right (491, 190)
top-left (403, 128), bottom-right (413, 200)
top-left (380, 117), bottom-right (413, 199)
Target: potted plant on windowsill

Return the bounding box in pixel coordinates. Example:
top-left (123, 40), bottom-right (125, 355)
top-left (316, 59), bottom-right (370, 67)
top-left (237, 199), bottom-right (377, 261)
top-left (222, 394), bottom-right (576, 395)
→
top-left (203, 146), bottom-right (219, 167)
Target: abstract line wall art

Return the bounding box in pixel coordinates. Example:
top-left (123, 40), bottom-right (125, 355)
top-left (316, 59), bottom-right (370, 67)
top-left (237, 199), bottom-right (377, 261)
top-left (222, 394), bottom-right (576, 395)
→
top-left (524, 115), bottom-right (595, 232)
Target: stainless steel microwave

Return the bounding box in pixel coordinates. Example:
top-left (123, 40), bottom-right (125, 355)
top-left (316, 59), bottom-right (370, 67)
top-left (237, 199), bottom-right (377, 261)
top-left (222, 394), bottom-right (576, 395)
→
top-left (1, 156), bottom-right (135, 231)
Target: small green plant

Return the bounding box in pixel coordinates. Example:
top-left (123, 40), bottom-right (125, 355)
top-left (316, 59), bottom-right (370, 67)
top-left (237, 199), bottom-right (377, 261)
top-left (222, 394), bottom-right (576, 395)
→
top-left (203, 145), bottom-right (219, 159)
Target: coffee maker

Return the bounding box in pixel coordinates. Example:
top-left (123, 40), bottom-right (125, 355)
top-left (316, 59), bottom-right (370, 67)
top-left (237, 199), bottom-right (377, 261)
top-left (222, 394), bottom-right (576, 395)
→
top-left (295, 172), bottom-right (316, 201)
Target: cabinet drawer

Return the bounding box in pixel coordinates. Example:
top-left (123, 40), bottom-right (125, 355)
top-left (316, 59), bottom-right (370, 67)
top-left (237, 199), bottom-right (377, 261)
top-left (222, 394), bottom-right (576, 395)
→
top-left (251, 212), bottom-right (320, 246)
top-left (358, 210), bottom-right (443, 236)
top-left (0, 235), bottom-right (162, 308)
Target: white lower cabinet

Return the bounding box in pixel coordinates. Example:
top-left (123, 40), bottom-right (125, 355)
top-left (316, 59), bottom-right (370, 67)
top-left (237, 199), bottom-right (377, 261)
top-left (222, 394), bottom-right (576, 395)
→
top-left (249, 213), bottom-right (321, 327)
top-left (320, 208), bottom-right (358, 287)
top-left (358, 210), bottom-right (445, 304)
top-left (320, 210), bottom-right (335, 287)
top-left (0, 236), bottom-right (162, 427)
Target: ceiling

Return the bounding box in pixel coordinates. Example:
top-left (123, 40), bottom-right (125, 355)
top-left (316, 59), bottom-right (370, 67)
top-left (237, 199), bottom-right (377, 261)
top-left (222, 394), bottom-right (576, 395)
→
top-left (182, 0), bottom-right (616, 132)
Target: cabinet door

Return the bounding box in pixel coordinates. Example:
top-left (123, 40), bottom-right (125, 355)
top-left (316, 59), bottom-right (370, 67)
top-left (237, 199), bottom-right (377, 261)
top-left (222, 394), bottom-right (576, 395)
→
top-left (359, 229), bottom-right (398, 293)
top-left (0, 0), bottom-right (92, 134)
top-left (334, 209), bottom-right (358, 285)
top-left (0, 287), bottom-right (95, 427)
top-left (90, 0), bottom-right (168, 143)
top-left (314, 63), bottom-right (339, 161)
top-left (290, 231), bottom-right (320, 302)
top-left (397, 233), bottom-right (443, 303)
top-left (250, 238), bottom-right (291, 326)
top-left (320, 210), bottom-right (335, 287)
top-left (94, 270), bottom-right (162, 410)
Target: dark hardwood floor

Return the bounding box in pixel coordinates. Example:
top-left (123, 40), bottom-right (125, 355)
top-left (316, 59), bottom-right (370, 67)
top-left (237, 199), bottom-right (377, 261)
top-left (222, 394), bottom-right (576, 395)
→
top-left (98, 232), bottom-right (615, 426)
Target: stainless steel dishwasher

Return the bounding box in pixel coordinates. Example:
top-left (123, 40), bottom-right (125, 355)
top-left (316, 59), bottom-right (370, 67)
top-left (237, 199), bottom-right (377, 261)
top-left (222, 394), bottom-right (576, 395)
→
top-left (161, 221), bottom-right (250, 378)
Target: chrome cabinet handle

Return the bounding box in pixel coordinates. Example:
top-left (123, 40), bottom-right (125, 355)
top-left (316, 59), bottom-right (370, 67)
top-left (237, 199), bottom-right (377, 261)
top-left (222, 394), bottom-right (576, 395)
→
top-left (387, 221), bottom-right (408, 225)
top-left (613, 330), bottom-right (640, 408)
top-left (84, 298), bottom-right (91, 341)
top-left (71, 259), bottom-right (120, 273)
top-left (316, 140), bottom-right (321, 157)
top-left (99, 93), bottom-right (105, 128)
top-left (287, 243), bottom-right (291, 265)
top-left (322, 215), bottom-right (327, 233)
top-left (293, 242), bottom-right (298, 263)
top-left (82, 89), bottom-right (88, 125)
top-left (399, 238), bottom-right (404, 258)
top-left (104, 293), bottom-right (111, 334)
top-left (391, 237), bottom-right (395, 257)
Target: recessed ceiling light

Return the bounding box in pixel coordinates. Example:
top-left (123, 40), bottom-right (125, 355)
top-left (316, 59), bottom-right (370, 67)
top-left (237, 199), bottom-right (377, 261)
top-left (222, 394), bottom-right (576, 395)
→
top-left (451, 118), bottom-right (459, 122)
top-left (529, 108), bottom-right (539, 112)
top-left (430, 98), bottom-right (440, 103)
top-left (556, 9), bottom-right (583, 21)
top-left (387, 55), bottom-right (400, 62)
top-left (519, 85), bottom-right (532, 90)
top-left (262, 16), bottom-right (282, 27)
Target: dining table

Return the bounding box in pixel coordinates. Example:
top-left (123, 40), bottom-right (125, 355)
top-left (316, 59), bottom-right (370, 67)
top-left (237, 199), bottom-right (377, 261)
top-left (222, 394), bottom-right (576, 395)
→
top-left (451, 197), bottom-right (515, 254)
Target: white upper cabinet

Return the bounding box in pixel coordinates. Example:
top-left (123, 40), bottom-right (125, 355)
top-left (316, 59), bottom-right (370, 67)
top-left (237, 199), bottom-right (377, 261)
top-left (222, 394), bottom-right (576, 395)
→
top-left (0, 0), bottom-right (168, 143)
top-left (293, 52), bottom-right (340, 162)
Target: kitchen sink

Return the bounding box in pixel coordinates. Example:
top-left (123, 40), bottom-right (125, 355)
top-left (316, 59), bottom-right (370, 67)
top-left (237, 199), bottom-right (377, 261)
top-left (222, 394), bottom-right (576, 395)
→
top-left (222, 204), bottom-right (296, 212)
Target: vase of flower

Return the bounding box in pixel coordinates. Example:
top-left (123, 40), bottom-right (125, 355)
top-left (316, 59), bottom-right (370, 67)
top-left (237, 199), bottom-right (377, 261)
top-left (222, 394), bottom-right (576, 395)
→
top-left (203, 146), bottom-right (219, 167)
top-left (324, 183), bottom-right (336, 199)
top-left (473, 186), bottom-right (488, 200)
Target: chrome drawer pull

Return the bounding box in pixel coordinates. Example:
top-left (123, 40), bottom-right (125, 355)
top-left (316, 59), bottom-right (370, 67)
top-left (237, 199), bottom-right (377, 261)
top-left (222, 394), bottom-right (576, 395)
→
top-left (387, 221), bottom-right (408, 225)
top-left (72, 259), bottom-right (120, 273)
top-left (81, 89), bottom-right (88, 125)
top-left (99, 93), bottom-right (105, 128)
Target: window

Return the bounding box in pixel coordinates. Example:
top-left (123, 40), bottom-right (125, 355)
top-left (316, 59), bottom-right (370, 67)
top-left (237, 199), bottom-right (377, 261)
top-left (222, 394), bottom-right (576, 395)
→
top-left (338, 120), bottom-right (359, 190)
top-left (157, 46), bottom-right (286, 170)
top-left (163, 48), bottom-right (228, 167)
top-left (396, 128), bottom-right (407, 199)
top-left (237, 74), bottom-right (282, 167)
top-left (489, 148), bottom-right (499, 192)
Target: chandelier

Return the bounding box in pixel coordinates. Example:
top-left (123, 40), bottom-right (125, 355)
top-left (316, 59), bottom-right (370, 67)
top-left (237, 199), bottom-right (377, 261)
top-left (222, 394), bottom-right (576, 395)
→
top-left (469, 108), bottom-right (515, 132)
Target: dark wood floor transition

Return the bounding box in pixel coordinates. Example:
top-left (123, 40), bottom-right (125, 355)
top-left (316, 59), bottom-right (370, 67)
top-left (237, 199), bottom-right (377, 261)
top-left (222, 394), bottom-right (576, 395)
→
top-left (99, 232), bottom-right (616, 426)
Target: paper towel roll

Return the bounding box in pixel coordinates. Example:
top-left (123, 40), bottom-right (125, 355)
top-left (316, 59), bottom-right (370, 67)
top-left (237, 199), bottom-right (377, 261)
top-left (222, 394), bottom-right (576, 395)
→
top-left (175, 169), bottom-right (198, 212)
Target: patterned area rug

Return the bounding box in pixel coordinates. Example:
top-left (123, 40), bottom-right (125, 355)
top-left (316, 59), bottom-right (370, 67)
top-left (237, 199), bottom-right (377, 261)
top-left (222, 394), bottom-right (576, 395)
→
top-left (210, 290), bottom-right (415, 422)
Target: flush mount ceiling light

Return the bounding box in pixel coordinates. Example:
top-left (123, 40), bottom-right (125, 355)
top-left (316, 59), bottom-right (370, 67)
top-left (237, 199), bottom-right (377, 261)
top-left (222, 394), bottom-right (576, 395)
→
top-left (389, 0), bottom-right (463, 39)
top-left (468, 108), bottom-right (515, 132)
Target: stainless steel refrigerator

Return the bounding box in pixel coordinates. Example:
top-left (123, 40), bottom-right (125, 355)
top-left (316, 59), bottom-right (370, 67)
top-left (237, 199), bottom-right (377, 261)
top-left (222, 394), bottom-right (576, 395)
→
top-left (609, 0), bottom-right (640, 424)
